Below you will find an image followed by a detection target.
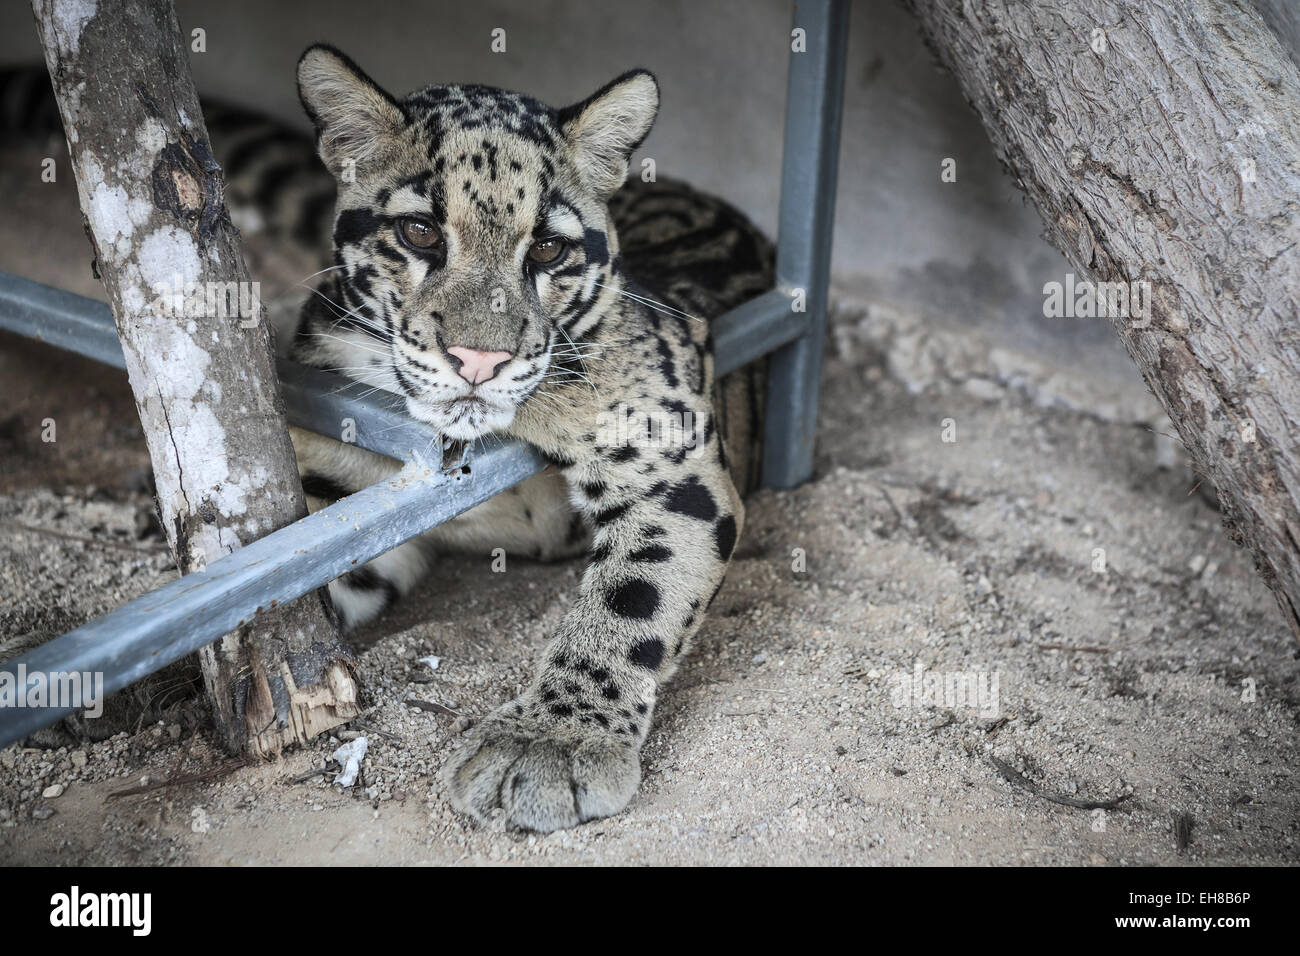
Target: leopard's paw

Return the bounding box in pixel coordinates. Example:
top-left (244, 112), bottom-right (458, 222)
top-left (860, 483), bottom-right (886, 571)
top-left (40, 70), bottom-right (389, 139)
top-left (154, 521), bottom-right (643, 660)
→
top-left (441, 704), bottom-right (641, 832)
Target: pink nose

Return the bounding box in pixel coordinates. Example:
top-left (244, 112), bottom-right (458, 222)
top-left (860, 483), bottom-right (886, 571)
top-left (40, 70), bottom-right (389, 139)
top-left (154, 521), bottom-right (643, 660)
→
top-left (446, 346), bottom-right (513, 385)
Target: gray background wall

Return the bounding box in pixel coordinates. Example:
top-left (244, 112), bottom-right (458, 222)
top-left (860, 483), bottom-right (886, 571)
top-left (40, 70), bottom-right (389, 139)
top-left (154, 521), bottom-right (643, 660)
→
top-left (1, 0), bottom-right (1128, 372)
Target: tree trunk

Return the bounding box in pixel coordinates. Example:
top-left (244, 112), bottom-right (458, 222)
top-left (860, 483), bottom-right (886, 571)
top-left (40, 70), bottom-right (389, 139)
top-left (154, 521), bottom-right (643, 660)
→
top-left (32, 0), bottom-right (359, 753)
top-left (905, 0), bottom-right (1300, 639)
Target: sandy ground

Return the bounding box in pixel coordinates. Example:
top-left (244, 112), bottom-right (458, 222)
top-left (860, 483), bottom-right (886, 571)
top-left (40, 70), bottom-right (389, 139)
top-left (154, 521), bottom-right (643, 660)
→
top-left (1, 144), bottom-right (1298, 866)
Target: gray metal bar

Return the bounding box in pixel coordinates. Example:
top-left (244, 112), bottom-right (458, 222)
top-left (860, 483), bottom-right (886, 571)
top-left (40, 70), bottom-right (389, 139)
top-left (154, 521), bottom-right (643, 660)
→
top-left (0, 271), bottom-right (128, 368)
top-left (713, 287), bottom-right (808, 377)
top-left (277, 361), bottom-right (444, 463)
top-left (0, 438), bottom-right (547, 748)
top-left (0, 270), bottom-right (444, 463)
top-left (760, 0), bottom-right (850, 488)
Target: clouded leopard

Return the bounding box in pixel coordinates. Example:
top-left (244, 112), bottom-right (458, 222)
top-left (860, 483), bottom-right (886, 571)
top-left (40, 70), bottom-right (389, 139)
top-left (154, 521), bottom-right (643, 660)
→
top-left (289, 46), bottom-right (774, 831)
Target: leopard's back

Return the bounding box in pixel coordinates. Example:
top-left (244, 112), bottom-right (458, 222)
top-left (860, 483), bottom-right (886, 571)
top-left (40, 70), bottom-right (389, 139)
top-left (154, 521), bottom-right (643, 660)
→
top-left (609, 177), bottom-right (774, 496)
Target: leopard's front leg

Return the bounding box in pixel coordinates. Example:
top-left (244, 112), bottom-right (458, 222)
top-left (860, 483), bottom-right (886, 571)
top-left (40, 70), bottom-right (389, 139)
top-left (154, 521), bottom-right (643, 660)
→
top-left (443, 421), bottom-right (742, 831)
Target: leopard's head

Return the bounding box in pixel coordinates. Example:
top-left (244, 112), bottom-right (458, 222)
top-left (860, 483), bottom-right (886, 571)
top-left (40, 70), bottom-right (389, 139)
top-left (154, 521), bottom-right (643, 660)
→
top-left (296, 45), bottom-right (658, 441)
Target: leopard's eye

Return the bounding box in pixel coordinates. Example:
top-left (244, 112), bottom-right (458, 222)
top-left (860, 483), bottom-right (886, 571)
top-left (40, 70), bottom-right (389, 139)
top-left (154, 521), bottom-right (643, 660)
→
top-left (397, 218), bottom-right (443, 251)
top-left (527, 236), bottom-right (567, 265)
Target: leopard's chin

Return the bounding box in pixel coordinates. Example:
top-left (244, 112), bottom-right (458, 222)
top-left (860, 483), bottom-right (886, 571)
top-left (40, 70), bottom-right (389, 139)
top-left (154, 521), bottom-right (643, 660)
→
top-left (406, 395), bottom-right (517, 443)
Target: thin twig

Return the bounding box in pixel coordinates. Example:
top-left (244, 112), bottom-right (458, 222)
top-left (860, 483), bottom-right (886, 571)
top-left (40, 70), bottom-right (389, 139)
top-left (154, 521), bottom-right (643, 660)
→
top-left (289, 767), bottom-right (333, 784)
top-left (988, 756), bottom-right (1130, 811)
top-left (984, 714), bottom-right (1013, 736)
top-left (404, 698), bottom-right (459, 717)
top-left (106, 759), bottom-right (246, 799)
top-left (2, 519), bottom-right (168, 555)
top-left (1036, 643), bottom-right (1112, 654)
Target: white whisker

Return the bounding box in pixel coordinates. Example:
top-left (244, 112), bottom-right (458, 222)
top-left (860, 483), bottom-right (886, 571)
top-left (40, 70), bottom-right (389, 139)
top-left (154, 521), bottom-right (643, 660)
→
top-left (593, 280), bottom-right (705, 325)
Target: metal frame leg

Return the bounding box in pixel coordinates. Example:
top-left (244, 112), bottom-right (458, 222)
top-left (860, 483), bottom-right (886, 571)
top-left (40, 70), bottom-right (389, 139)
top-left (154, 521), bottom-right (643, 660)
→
top-left (761, 0), bottom-right (851, 488)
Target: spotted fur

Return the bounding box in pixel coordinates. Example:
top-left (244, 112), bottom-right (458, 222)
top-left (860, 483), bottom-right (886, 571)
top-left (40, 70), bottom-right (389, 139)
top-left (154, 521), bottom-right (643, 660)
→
top-left (284, 46), bottom-right (775, 831)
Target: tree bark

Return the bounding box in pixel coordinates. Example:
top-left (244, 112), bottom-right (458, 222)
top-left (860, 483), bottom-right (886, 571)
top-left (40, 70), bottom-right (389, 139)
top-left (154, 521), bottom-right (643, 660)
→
top-left (32, 0), bottom-right (359, 753)
top-left (905, 0), bottom-right (1300, 639)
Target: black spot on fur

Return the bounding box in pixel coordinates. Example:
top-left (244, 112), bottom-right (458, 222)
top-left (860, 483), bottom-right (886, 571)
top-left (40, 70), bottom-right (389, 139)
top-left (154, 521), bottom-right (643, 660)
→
top-left (629, 544), bottom-right (673, 563)
top-left (540, 449), bottom-right (576, 468)
top-left (549, 704), bottom-right (573, 718)
top-left (665, 476), bottom-right (717, 521)
top-left (655, 339), bottom-right (678, 388)
top-left (602, 684), bottom-right (620, 700)
top-left (594, 502), bottom-right (632, 525)
top-left (715, 514), bottom-right (737, 561)
top-left (565, 512), bottom-right (587, 545)
top-left (349, 264), bottom-right (377, 297)
top-left (339, 566), bottom-right (399, 607)
top-left (628, 638), bottom-right (665, 670)
top-left (606, 579), bottom-right (660, 619)
top-left (302, 472), bottom-right (351, 502)
top-left (333, 207), bottom-right (382, 246)
top-left (582, 228), bottom-right (609, 266)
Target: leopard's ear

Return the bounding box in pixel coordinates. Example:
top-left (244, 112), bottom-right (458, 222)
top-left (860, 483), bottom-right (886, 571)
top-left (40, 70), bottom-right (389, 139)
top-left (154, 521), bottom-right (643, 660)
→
top-left (558, 70), bottom-right (659, 198)
top-left (297, 44), bottom-right (407, 177)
